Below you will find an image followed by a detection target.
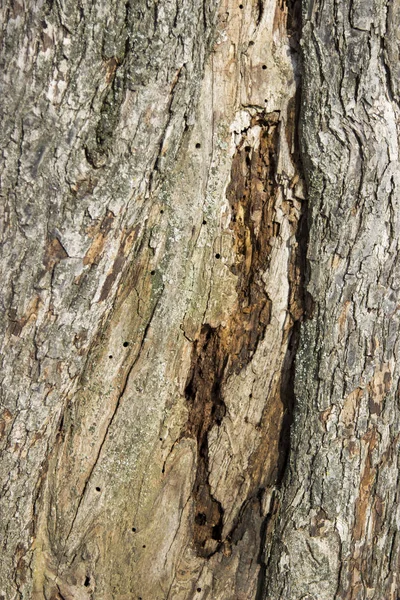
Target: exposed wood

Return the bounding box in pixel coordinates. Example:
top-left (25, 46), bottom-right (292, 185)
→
top-left (1, 0), bottom-right (399, 598)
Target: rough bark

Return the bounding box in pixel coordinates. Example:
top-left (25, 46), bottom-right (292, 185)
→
top-left (0, 0), bottom-right (399, 599)
top-left (264, 1), bottom-right (400, 598)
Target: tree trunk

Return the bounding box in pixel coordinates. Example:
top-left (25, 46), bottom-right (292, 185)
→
top-left (264, 1), bottom-right (400, 598)
top-left (0, 0), bottom-right (398, 599)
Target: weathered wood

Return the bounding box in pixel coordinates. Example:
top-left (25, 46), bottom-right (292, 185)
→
top-left (1, 0), bottom-right (399, 598)
top-left (0, 0), bottom-right (304, 596)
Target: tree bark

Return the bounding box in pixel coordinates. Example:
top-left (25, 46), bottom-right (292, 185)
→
top-left (264, 1), bottom-right (400, 598)
top-left (0, 0), bottom-right (398, 599)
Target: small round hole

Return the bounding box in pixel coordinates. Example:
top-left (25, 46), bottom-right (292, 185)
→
top-left (195, 512), bottom-right (207, 526)
top-left (132, 527), bottom-right (136, 532)
top-left (239, 3), bottom-right (243, 7)
top-left (262, 64), bottom-right (267, 70)
top-left (197, 588), bottom-right (202, 593)
top-left (95, 486), bottom-right (101, 492)
top-left (249, 393), bottom-right (253, 398)
top-left (195, 142), bottom-right (201, 149)
top-left (202, 220), bottom-right (207, 225)
top-left (160, 209), bottom-right (164, 214)
top-left (142, 544), bottom-right (146, 548)
top-left (123, 341), bottom-right (129, 347)
top-left (159, 437), bottom-right (163, 441)
top-left (215, 253), bottom-right (221, 259)
top-left (249, 40), bottom-right (254, 46)
top-left (150, 270), bottom-right (156, 275)
top-left (109, 354), bottom-right (113, 359)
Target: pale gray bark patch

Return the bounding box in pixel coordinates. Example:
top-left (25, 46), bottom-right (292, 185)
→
top-left (1, 0), bottom-right (218, 597)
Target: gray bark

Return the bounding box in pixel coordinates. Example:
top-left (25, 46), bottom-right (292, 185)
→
top-left (264, 1), bottom-right (400, 598)
top-left (0, 0), bottom-right (399, 599)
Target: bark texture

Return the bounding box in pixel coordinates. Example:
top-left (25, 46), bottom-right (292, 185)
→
top-left (264, 0), bottom-right (400, 598)
top-left (0, 0), bottom-right (399, 599)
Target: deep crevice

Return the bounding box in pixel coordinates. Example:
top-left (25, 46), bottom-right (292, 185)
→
top-left (185, 110), bottom-right (289, 557)
top-left (184, 0), bottom-right (309, 568)
top-left (255, 0), bottom-right (309, 594)
top-left (255, 492), bottom-right (281, 600)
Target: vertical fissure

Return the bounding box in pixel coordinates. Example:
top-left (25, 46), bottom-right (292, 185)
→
top-left (184, 42), bottom-right (309, 557)
top-left (256, 0), bottom-right (309, 595)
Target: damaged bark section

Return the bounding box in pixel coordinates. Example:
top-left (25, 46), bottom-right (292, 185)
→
top-left (185, 324), bottom-right (227, 557)
top-left (185, 105), bottom-right (307, 560)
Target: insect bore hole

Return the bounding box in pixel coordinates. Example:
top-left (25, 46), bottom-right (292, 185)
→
top-left (195, 512), bottom-right (207, 526)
